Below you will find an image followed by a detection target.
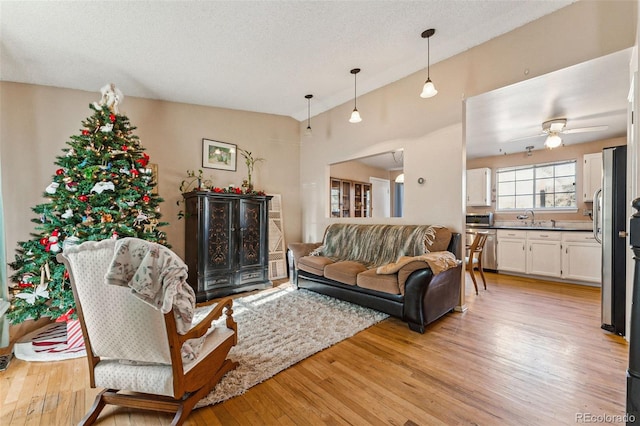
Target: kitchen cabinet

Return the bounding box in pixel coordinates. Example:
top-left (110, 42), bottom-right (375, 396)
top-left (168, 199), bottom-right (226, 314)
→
top-left (561, 232), bottom-right (601, 284)
top-left (526, 231), bottom-right (562, 278)
top-left (583, 152), bottom-right (602, 202)
top-left (467, 168), bottom-right (491, 207)
top-left (183, 191), bottom-right (272, 302)
top-left (496, 230), bottom-right (527, 273)
top-left (497, 229), bottom-right (602, 285)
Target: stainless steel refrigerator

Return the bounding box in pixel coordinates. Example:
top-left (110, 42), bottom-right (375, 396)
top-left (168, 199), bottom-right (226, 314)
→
top-left (594, 145), bottom-right (627, 336)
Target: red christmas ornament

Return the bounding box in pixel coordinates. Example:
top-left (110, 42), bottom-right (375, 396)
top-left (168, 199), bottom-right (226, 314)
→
top-left (55, 168), bottom-right (64, 176)
top-left (82, 129), bottom-right (90, 136)
top-left (109, 114), bottom-right (116, 122)
top-left (135, 153), bottom-right (150, 167)
top-left (78, 194), bottom-right (88, 202)
top-left (142, 194), bottom-right (151, 203)
top-left (40, 237), bottom-right (48, 246)
top-left (64, 270), bottom-right (69, 280)
top-left (55, 308), bottom-right (75, 322)
top-left (18, 282), bottom-right (32, 288)
top-left (130, 169), bottom-right (139, 177)
top-left (121, 145), bottom-right (128, 151)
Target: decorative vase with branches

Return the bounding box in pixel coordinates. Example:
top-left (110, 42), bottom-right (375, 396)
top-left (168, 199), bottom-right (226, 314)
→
top-left (238, 148), bottom-right (264, 191)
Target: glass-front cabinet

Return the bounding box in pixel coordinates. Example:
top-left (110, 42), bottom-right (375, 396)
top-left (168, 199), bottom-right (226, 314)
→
top-left (330, 177), bottom-right (371, 218)
top-left (353, 182), bottom-right (371, 217)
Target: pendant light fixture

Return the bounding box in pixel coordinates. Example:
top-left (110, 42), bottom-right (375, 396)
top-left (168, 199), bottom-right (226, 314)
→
top-left (304, 94), bottom-right (313, 136)
top-left (349, 68), bottom-right (362, 123)
top-left (420, 28), bottom-right (438, 98)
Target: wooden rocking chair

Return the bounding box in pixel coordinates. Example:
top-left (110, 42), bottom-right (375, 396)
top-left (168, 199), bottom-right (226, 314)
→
top-left (57, 238), bottom-right (238, 425)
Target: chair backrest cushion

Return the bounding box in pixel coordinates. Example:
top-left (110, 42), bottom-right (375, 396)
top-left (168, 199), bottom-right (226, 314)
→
top-left (62, 239), bottom-right (172, 364)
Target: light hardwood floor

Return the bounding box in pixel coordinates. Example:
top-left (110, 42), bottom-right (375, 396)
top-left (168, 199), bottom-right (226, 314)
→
top-left (0, 273), bottom-right (630, 425)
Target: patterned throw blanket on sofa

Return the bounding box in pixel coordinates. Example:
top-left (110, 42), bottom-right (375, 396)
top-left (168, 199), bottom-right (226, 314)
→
top-left (315, 224), bottom-right (447, 268)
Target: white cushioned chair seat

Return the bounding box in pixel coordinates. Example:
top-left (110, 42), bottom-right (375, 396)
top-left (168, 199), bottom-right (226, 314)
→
top-left (95, 360), bottom-right (175, 396)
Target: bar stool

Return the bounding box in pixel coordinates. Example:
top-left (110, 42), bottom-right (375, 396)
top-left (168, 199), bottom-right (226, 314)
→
top-left (466, 231), bottom-right (489, 295)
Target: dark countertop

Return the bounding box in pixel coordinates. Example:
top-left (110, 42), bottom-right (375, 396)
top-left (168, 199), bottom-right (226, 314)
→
top-left (490, 226), bottom-right (592, 232)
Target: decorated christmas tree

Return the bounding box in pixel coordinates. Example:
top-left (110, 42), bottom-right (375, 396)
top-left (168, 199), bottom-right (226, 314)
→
top-left (8, 84), bottom-right (168, 324)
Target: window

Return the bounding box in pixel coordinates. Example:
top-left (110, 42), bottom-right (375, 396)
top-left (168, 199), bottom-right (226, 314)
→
top-left (496, 160), bottom-right (576, 210)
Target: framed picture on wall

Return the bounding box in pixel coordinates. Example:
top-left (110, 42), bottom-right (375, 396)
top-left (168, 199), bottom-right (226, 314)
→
top-left (202, 139), bottom-right (237, 171)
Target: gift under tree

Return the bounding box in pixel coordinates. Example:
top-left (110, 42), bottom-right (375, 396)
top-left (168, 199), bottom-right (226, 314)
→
top-left (8, 84), bottom-right (168, 324)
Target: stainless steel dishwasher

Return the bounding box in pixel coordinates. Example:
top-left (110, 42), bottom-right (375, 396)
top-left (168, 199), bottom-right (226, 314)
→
top-left (465, 213), bottom-right (497, 271)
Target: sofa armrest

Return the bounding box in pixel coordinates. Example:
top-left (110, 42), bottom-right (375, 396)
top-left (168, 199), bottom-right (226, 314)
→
top-left (288, 242), bottom-right (322, 269)
top-left (397, 261), bottom-right (430, 294)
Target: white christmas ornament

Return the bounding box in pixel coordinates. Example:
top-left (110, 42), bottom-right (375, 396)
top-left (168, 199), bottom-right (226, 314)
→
top-left (15, 284), bottom-right (49, 305)
top-left (66, 148), bottom-right (75, 157)
top-left (49, 229), bottom-right (61, 253)
top-left (134, 211), bottom-right (149, 225)
top-left (100, 123), bottom-right (113, 133)
top-left (91, 181), bottom-right (115, 194)
top-left (119, 167), bottom-right (131, 175)
top-left (61, 209), bottom-right (74, 219)
top-left (63, 235), bottom-right (81, 250)
top-left (45, 182), bottom-right (59, 194)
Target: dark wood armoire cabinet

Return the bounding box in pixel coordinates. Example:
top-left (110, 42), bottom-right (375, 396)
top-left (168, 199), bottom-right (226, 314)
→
top-left (183, 191), bottom-right (272, 302)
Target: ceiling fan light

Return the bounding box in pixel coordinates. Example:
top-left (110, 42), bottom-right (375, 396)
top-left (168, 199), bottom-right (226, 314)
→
top-left (545, 133), bottom-right (562, 149)
top-left (349, 108), bottom-right (362, 123)
top-left (304, 125), bottom-right (312, 137)
top-left (420, 78), bottom-right (438, 98)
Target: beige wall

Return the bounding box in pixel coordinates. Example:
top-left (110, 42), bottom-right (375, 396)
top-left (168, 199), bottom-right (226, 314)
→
top-left (298, 1), bottom-right (637, 244)
top-left (467, 136), bottom-right (627, 222)
top-left (0, 83), bottom-right (302, 262)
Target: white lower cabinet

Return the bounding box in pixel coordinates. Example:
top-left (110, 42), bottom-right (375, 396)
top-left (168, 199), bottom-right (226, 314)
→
top-left (496, 230), bottom-right (527, 273)
top-left (497, 230), bottom-right (601, 285)
top-left (561, 232), bottom-right (601, 284)
top-left (527, 232), bottom-right (562, 278)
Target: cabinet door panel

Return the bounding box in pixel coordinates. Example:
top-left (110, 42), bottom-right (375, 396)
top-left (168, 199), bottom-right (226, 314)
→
top-left (467, 168), bottom-right (491, 207)
top-left (563, 243), bottom-right (602, 284)
top-left (583, 152), bottom-right (602, 202)
top-left (239, 198), bottom-right (266, 268)
top-left (497, 239), bottom-right (526, 273)
top-left (527, 240), bottom-right (561, 277)
top-left (205, 197), bottom-right (235, 273)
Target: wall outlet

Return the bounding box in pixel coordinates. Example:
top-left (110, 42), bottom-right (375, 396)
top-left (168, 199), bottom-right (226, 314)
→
top-left (583, 209), bottom-right (593, 216)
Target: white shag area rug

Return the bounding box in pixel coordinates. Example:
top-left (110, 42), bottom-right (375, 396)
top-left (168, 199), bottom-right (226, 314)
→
top-left (196, 286), bottom-right (389, 407)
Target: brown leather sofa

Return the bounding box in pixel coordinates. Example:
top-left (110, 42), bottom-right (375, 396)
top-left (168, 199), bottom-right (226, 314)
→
top-left (288, 224), bottom-right (462, 333)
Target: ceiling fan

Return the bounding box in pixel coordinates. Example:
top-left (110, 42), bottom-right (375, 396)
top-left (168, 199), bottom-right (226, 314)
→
top-left (511, 118), bottom-right (609, 149)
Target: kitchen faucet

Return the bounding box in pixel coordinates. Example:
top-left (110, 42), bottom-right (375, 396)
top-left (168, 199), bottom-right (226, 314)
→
top-left (517, 209), bottom-right (535, 226)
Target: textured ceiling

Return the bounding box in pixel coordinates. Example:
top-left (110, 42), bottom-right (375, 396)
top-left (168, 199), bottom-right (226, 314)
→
top-left (0, 0), bottom-right (574, 122)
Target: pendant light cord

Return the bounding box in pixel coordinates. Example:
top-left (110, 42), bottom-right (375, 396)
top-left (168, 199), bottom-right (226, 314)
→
top-left (354, 72), bottom-right (358, 109)
top-left (427, 36), bottom-right (430, 79)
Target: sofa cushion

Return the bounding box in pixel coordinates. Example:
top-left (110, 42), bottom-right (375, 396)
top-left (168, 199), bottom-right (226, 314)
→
top-left (288, 242), bottom-right (323, 268)
top-left (356, 268), bottom-right (401, 295)
top-left (324, 261), bottom-right (367, 285)
top-left (425, 226), bottom-right (453, 253)
top-left (298, 256), bottom-right (334, 276)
